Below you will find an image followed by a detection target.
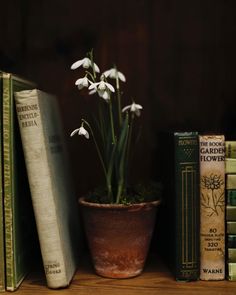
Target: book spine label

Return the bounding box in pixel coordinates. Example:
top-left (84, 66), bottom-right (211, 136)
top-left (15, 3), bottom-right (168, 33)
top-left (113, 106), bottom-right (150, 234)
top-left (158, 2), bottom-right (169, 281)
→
top-left (174, 132), bottom-right (199, 281)
top-left (199, 135), bottom-right (225, 280)
top-left (15, 91), bottom-right (67, 288)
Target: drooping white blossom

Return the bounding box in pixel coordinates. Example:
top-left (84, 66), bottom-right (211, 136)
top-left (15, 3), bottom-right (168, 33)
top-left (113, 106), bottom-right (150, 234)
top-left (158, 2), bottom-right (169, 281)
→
top-left (75, 76), bottom-right (91, 90)
top-left (103, 68), bottom-right (126, 82)
top-left (88, 79), bottom-right (115, 101)
top-left (71, 57), bottom-right (100, 73)
top-left (70, 125), bottom-right (89, 139)
top-left (122, 102), bottom-right (143, 117)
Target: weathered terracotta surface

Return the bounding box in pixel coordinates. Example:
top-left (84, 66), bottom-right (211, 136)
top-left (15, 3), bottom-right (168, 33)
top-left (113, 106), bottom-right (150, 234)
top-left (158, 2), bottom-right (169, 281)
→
top-left (79, 198), bottom-right (161, 278)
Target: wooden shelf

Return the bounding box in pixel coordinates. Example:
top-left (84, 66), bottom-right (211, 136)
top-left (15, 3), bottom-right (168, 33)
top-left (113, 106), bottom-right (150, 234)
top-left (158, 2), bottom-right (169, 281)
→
top-left (15, 255), bottom-right (236, 295)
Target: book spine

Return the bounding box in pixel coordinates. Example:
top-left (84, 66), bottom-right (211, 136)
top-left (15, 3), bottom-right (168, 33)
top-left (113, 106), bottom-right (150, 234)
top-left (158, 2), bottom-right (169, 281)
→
top-left (228, 235), bottom-right (236, 248)
top-left (226, 174), bottom-right (236, 189)
top-left (227, 222), bottom-right (236, 234)
top-left (227, 190), bottom-right (236, 206)
top-left (225, 141), bottom-right (236, 158)
top-left (199, 135), bottom-right (225, 280)
top-left (15, 91), bottom-right (68, 289)
top-left (228, 249), bottom-right (236, 262)
top-left (227, 206), bottom-right (236, 221)
top-left (225, 158), bottom-right (236, 174)
top-left (3, 73), bottom-right (15, 290)
top-left (174, 132), bottom-right (199, 281)
top-left (0, 73), bottom-right (5, 291)
top-left (228, 263), bottom-right (236, 281)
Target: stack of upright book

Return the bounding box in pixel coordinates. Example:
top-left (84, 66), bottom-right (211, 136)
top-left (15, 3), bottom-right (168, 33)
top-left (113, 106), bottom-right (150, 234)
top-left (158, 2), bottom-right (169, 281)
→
top-left (225, 141), bottom-right (236, 281)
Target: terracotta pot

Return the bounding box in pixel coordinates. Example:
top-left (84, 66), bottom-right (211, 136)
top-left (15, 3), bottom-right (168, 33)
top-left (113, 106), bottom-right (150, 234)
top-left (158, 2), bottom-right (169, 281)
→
top-left (79, 197), bottom-right (161, 278)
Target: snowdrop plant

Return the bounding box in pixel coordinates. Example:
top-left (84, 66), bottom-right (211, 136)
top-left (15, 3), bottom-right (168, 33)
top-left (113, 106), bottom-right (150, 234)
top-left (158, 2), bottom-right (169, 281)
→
top-left (70, 50), bottom-right (143, 204)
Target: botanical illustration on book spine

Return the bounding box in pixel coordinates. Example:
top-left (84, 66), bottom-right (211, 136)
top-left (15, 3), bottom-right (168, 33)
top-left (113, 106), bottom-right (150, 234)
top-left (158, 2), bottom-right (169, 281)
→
top-left (199, 135), bottom-right (225, 280)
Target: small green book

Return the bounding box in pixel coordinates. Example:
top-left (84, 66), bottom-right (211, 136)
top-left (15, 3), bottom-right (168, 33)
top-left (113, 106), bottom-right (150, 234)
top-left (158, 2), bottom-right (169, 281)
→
top-left (227, 190), bottom-right (236, 206)
top-left (228, 249), bottom-right (236, 263)
top-left (225, 158), bottom-right (236, 174)
top-left (226, 141), bottom-right (236, 158)
top-left (228, 235), bottom-right (236, 248)
top-left (227, 263), bottom-right (236, 281)
top-left (227, 175), bottom-right (236, 190)
top-left (227, 222), bottom-right (236, 234)
top-left (226, 206), bottom-right (236, 221)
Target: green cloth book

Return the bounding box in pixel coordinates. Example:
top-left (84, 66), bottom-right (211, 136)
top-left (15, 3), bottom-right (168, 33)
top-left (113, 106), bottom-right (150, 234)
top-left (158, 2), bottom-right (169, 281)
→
top-left (225, 158), bottom-right (236, 174)
top-left (0, 73), bottom-right (5, 291)
top-left (227, 222), bottom-right (236, 234)
top-left (227, 263), bottom-right (236, 281)
top-left (226, 174), bottom-right (236, 189)
top-left (228, 249), bottom-right (236, 262)
top-left (225, 141), bottom-right (236, 158)
top-left (226, 206), bottom-right (236, 221)
top-left (14, 89), bottom-right (81, 289)
top-left (2, 72), bottom-right (38, 291)
top-left (163, 132), bottom-right (200, 281)
top-left (228, 235), bottom-right (236, 248)
top-left (227, 190), bottom-right (236, 206)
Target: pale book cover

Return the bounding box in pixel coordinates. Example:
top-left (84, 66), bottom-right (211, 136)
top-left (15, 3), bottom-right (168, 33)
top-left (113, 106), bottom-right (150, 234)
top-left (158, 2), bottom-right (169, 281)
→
top-left (199, 135), bottom-right (225, 280)
top-left (14, 89), bottom-right (80, 289)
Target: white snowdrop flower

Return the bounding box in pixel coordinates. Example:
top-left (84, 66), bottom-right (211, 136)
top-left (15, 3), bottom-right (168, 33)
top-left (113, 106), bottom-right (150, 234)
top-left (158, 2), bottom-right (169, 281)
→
top-left (71, 57), bottom-right (100, 73)
top-left (89, 80), bottom-right (115, 93)
top-left (75, 76), bottom-right (91, 90)
top-left (98, 90), bottom-right (110, 101)
top-left (103, 68), bottom-right (126, 82)
top-left (70, 126), bottom-right (89, 139)
top-left (122, 102), bottom-right (143, 117)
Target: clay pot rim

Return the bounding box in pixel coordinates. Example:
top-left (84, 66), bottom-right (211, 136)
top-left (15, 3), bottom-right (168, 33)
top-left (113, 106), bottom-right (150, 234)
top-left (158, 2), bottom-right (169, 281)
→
top-left (79, 196), bottom-right (161, 210)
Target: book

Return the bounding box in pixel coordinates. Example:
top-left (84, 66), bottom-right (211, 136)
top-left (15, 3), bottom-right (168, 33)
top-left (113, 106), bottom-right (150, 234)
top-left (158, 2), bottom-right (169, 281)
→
top-left (14, 89), bottom-right (81, 289)
top-left (226, 174), bottom-right (236, 189)
top-left (0, 73), bottom-right (5, 291)
top-left (163, 132), bottom-right (200, 281)
top-left (228, 235), bottom-right (236, 248)
top-left (225, 158), bottom-right (236, 174)
top-left (228, 249), bottom-right (236, 262)
top-left (199, 135), bottom-right (225, 280)
top-left (227, 222), bottom-right (236, 234)
top-left (226, 206), bottom-right (236, 221)
top-left (225, 141), bottom-right (236, 158)
top-left (2, 72), bottom-right (38, 291)
top-left (227, 263), bottom-right (236, 281)
top-left (227, 190), bottom-right (236, 206)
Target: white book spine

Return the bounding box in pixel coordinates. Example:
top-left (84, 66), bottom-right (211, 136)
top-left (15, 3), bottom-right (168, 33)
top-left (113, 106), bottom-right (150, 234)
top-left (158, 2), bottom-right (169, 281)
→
top-left (15, 90), bottom-right (70, 288)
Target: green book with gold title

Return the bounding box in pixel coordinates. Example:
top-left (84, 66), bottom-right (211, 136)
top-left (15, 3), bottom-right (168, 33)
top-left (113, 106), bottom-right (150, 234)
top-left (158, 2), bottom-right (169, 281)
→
top-left (2, 72), bottom-right (37, 291)
top-left (0, 73), bottom-right (5, 291)
top-left (163, 132), bottom-right (200, 281)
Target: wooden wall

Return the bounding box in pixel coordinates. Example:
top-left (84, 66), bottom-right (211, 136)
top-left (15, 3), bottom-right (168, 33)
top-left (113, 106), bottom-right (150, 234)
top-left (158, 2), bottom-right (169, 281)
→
top-left (1, 0), bottom-right (236, 195)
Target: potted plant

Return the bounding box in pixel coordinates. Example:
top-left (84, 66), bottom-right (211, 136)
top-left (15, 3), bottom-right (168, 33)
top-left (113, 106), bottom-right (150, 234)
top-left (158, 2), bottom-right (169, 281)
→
top-left (70, 50), bottom-right (161, 278)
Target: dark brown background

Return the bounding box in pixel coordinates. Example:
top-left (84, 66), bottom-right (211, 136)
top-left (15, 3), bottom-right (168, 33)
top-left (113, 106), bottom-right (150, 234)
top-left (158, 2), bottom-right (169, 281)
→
top-left (1, 0), bottom-right (236, 196)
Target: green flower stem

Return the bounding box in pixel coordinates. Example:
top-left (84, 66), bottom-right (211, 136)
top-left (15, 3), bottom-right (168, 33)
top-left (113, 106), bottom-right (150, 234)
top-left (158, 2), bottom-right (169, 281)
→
top-left (82, 119), bottom-right (107, 178)
top-left (89, 49), bottom-right (97, 79)
top-left (109, 99), bottom-right (116, 145)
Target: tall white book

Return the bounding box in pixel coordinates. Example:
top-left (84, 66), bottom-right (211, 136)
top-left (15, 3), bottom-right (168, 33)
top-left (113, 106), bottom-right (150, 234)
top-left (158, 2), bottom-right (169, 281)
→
top-left (14, 89), bottom-right (80, 289)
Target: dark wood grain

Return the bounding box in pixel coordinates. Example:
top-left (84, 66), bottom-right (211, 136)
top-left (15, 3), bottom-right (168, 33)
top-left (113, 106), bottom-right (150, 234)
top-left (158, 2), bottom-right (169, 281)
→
top-left (15, 256), bottom-right (236, 295)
